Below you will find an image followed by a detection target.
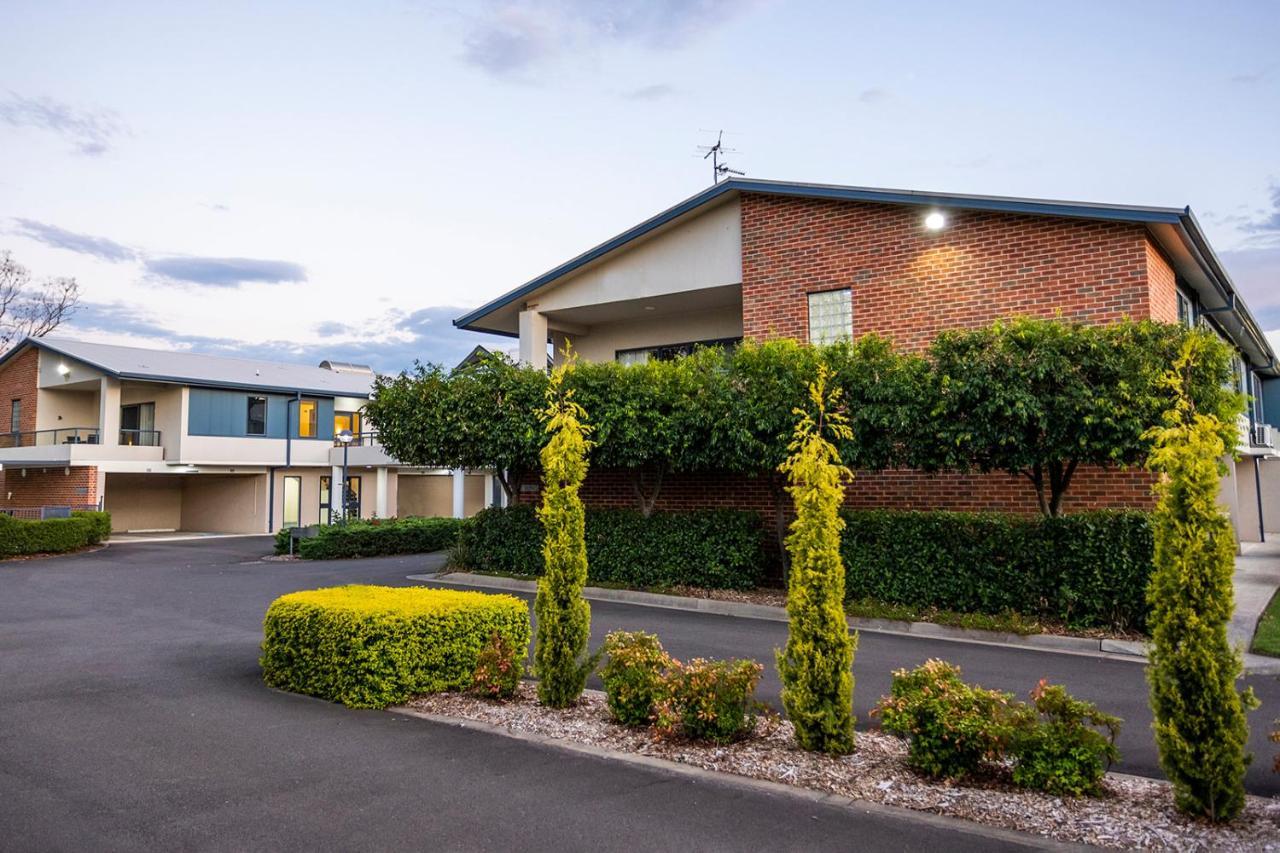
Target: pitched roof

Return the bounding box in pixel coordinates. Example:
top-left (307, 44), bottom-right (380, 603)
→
top-left (2, 337), bottom-right (375, 397)
top-left (454, 177), bottom-right (1276, 374)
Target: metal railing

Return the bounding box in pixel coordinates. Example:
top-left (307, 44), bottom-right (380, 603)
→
top-left (0, 427), bottom-right (100, 448)
top-left (0, 504), bottom-right (99, 520)
top-left (119, 429), bottom-right (162, 447)
top-left (333, 431), bottom-right (380, 448)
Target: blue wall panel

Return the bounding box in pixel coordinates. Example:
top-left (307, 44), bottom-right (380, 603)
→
top-left (187, 388), bottom-right (337, 439)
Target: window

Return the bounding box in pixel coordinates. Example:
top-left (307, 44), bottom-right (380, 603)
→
top-left (807, 289), bottom-right (852, 345)
top-left (9, 399), bottom-right (19, 433)
top-left (246, 396), bottom-right (267, 436)
top-left (334, 410), bottom-right (361, 437)
top-left (120, 402), bottom-right (156, 446)
top-left (282, 476), bottom-right (301, 529)
top-left (298, 400), bottom-right (318, 438)
top-left (1176, 291), bottom-right (1194, 327)
top-left (615, 337), bottom-right (741, 365)
top-left (343, 475), bottom-right (362, 519)
top-left (319, 476), bottom-right (332, 526)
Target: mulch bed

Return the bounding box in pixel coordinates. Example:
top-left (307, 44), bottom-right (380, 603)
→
top-left (407, 684), bottom-right (1280, 851)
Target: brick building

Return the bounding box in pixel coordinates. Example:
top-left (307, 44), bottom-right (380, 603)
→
top-left (455, 178), bottom-right (1279, 539)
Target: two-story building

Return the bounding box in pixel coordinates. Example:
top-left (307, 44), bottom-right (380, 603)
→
top-left (0, 338), bottom-right (494, 533)
top-left (455, 178), bottom-right (1279, 541)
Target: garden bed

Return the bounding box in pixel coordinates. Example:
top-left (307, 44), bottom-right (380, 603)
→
top-left (404, 684), bottom-right (1279, 851)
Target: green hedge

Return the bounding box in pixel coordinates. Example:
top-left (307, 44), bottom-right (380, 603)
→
top-left (0, 511), bottom-right (111, 557)
top-left (260, 584), bottom-right (530, 708)
top-left (454, 505), bottom-right (765, 590)
top-left (273, 517), bottom-right (465, 559)
top-left (841, 509), bottom-right (1154, 631)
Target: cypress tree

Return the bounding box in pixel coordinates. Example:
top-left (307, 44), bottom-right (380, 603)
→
top-left (534, 351), bottom-right (595, 708)
top-left (1146, 335), bottom-right (1257, 821)
top-left (776, 363), bottom-right (858, 754)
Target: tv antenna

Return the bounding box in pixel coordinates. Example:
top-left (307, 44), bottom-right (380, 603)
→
top-left (697, 130), bottom-right (744, 184)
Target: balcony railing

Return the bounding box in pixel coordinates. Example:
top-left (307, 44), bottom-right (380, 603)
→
top-left (119, 429), bottom-right (162, 447)
top-left (333, 431), bottom-right (380, 448)
top-left (0, 427), bottom-right (100, 448)
top-left (0, 427), bottom-right (162, 449)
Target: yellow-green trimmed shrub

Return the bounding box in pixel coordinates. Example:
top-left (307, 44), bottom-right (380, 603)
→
top-left (534, 351), bottom-right (596, 708)
top-left (655, 657), bottom-right (763, 744)
top-left (260, 585), bottom-right (530, 709)
top-left (777, 364), bottom-right (858, 754)
top-left (1145, 334), bottom-right (1257, 822)
top-left (601, 631), bottom-right (672, 727)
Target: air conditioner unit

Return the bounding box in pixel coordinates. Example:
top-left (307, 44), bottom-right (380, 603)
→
top-left (1253, 423), bottom-right (1275, 448)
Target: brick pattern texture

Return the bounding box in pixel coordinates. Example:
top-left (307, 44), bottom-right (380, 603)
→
top-left (0, 345), bottom-right (42, 506)
top-left (0, 466), bottom-right (98, 510)
top-left (739, 192), bottom-right (1177, 352)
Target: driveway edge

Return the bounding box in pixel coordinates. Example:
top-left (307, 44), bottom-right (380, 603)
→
top-left (407, 571), bottom-right (1280, 674)
top-left (389, 704), bottom-right (1081, 852)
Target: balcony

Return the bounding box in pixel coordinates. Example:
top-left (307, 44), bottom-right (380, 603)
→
top-left (329, 431), bottom-right (401, 467)
top-left (0, 427), bottom-right (165, 465)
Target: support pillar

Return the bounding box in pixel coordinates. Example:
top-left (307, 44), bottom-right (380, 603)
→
top-left (98, 377), bottom-right (121, 446)
top-left (452, 469), bottom-right (466, 519)
top-left (375, 467), bottom-right (389, 519)
top-left (518, 308), bottom-right (548, 370)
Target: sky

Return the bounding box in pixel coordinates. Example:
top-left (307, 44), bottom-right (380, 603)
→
top-left (2, 0), bottom-right (1278, 375)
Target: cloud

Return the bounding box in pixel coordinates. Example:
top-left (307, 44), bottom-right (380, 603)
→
top-left (70, 303), bottom-right (512, 375)
top-left (1240, 184), bottom-right (1280, 239)
top-left (0, 92), bottom-right (126, 156)
top-left (10, 218), bottom-right (137, 262)
top-left (143, 257), bottom-right (307, 287)
top-left (857, 87), bottom-right (888, 103)
top-left (1220, 245), bottom-right (1280, 330)
top-left (461, 0), bottom-right (750, 75)
top-left (1229, 66), bottom-right (1272, 84)
top-left (621, 83), bottom-right (675, 101)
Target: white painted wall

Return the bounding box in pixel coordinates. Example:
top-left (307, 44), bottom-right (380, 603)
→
top-left (568, 305), bottom-right (743, 363)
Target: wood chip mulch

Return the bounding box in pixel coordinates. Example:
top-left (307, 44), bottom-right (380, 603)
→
top-left (407, 684), bottom-right (1280, 851)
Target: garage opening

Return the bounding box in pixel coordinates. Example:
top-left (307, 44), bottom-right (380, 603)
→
top-left (103, 473), bottom-right (268, 533)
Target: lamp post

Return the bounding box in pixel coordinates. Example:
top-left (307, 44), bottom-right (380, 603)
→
top-left (336, 429), bottom-right (354, 525)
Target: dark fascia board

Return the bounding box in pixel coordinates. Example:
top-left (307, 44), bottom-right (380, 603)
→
top-left (453, 178), bottom-right (1188, 331)
top-left (5, 337), bottom-right (372, 399)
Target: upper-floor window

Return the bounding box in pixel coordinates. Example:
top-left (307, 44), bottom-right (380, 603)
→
top-left (246, 396), bottom-right (267, 436)
top-left (298, 400), bottom-right (318, 438)
top-left (9, 398), bottom-right (19, 433)
top-left (615, 337), bottom-right (742, 365)
top-left (1177, 291), bottom-right (1194, 328)
top-left (334, 410), bottom-right (361, 437)
top-left (808, 288), bottom-right (852, 345)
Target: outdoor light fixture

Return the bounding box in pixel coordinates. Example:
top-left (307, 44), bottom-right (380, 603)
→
top-left (924, 211), bottom-right (947, 231)
top-left (56, 363), bottom-right (71, 376)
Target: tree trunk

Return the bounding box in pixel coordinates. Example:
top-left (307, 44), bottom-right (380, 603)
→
top-left (1025, 463), bottom-right (1051, 517)
top-left (770, 473), bottom-right (791, 584)
top-left (1047, 459), bottom-right (1078, 518)
top-left (629, 467), bottom-right (665, 517)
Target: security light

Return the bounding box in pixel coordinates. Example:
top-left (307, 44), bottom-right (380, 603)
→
top-left (924, 211), bottom-right (947, 231)
top-left (56, 363), bottom-right (71, 376)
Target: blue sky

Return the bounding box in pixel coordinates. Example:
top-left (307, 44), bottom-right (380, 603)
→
top-left (2, 0), bottom-right (1278, 373)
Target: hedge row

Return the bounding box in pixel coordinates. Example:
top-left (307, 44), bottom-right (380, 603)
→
top-left (260, 584), bottom-right (530, 708)
top-left (841, 509), bottom-right (1154, 631)
top-left (274, 517), bottom-right (466, 559)
top-left (453, 505), bottom-right (766, 591)
top-left (0, 510), bottom-right (112, 557)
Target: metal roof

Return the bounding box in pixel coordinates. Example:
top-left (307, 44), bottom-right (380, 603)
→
top-left (452, 178), bottom-right (1276, 374)
top-left (1, 337), bottom-right (375, 397)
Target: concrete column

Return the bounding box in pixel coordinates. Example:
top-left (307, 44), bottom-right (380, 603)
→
top-left (98, 377), bottom-right (122, 446)
top-left (518, 309), bottom-right (548, 370)
top-left (451, 469), bottom-right (466, 519)
top-left (484, 472), bottom-right (495, 508)
top-left (331, 465), bottom-right (343, 522)
top-left (95, 469), bottom-right (107, 512)
top-left (375, 467), bottom-right (389, 519)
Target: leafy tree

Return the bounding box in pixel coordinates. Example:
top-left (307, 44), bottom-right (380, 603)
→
top-left (534, 350), bottom-right (595, 707)
top-left (925, 318), bottom-right (1239, 516)
top-left (1145, 332), bottom-right (1256, 822)
top-left (826, 334), bottom-right (927, 472)
top-left (776, 363), bottom-right (858, 754)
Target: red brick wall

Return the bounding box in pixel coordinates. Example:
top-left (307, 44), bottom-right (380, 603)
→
top-left (0, 466), bottom-right (99, 509)
top-left (740, 193), bottom-right (1174, 351)
top-left (1, 346), bottom-right (39, 434)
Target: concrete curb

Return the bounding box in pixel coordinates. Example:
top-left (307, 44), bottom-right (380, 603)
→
top-left (389, 704), bottom-right (1081, 852)
top-left (407, 570), bottom-right (1280, 675)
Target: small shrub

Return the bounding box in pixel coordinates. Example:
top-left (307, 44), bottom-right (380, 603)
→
top-left (470, 632), bottom-right (526, 700)
top-left (1010, 680), bottom-right (1121, 796)
top-left (875, 660), bottom-right (1018, 780)
top-left (298, 517), bottom-right (464, 559)
top-left (601, 631), bottom-right (672, 727)
top-left (0, 513), bottom-right (102, 556)
top-left (260, 585), bottom-right (530, 709)
top-left (71, 510), bottom-right (112, 543)
top-left (655, 657), bottom-right (763, 744)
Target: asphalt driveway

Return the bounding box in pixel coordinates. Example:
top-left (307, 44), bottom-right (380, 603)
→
top-left (1, 538), bottom-right (1052, 852)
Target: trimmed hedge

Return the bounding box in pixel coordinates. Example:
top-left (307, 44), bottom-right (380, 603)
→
top-left (273, 517), bottom-right (465, 559)
top-left (454, 505), bottom-right (766, 590)
top-left (260, 584), bottom-right (530, 708)
top-left (0, 511), bottom-right (111, 557)
top-left (841, 509), bottom-right (1154, 631)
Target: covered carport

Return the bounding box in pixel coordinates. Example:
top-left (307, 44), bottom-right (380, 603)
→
top-left (103, 472), bottom-right (268, 533)
top-left (395, 472), bottom-right (487, 518)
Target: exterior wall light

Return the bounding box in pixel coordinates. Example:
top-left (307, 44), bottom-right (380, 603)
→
top-left (924, 211), bottom-right (947, 231)
top-left (56, 363), bottom-right (71, 376)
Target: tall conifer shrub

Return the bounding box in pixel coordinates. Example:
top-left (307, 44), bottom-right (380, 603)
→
top-left (776, 364), bottom-right (858, 754)
top-left (534, 350), bottom-right (595, 708)
top-left (1146, 334), bottom-right (1256, 822)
